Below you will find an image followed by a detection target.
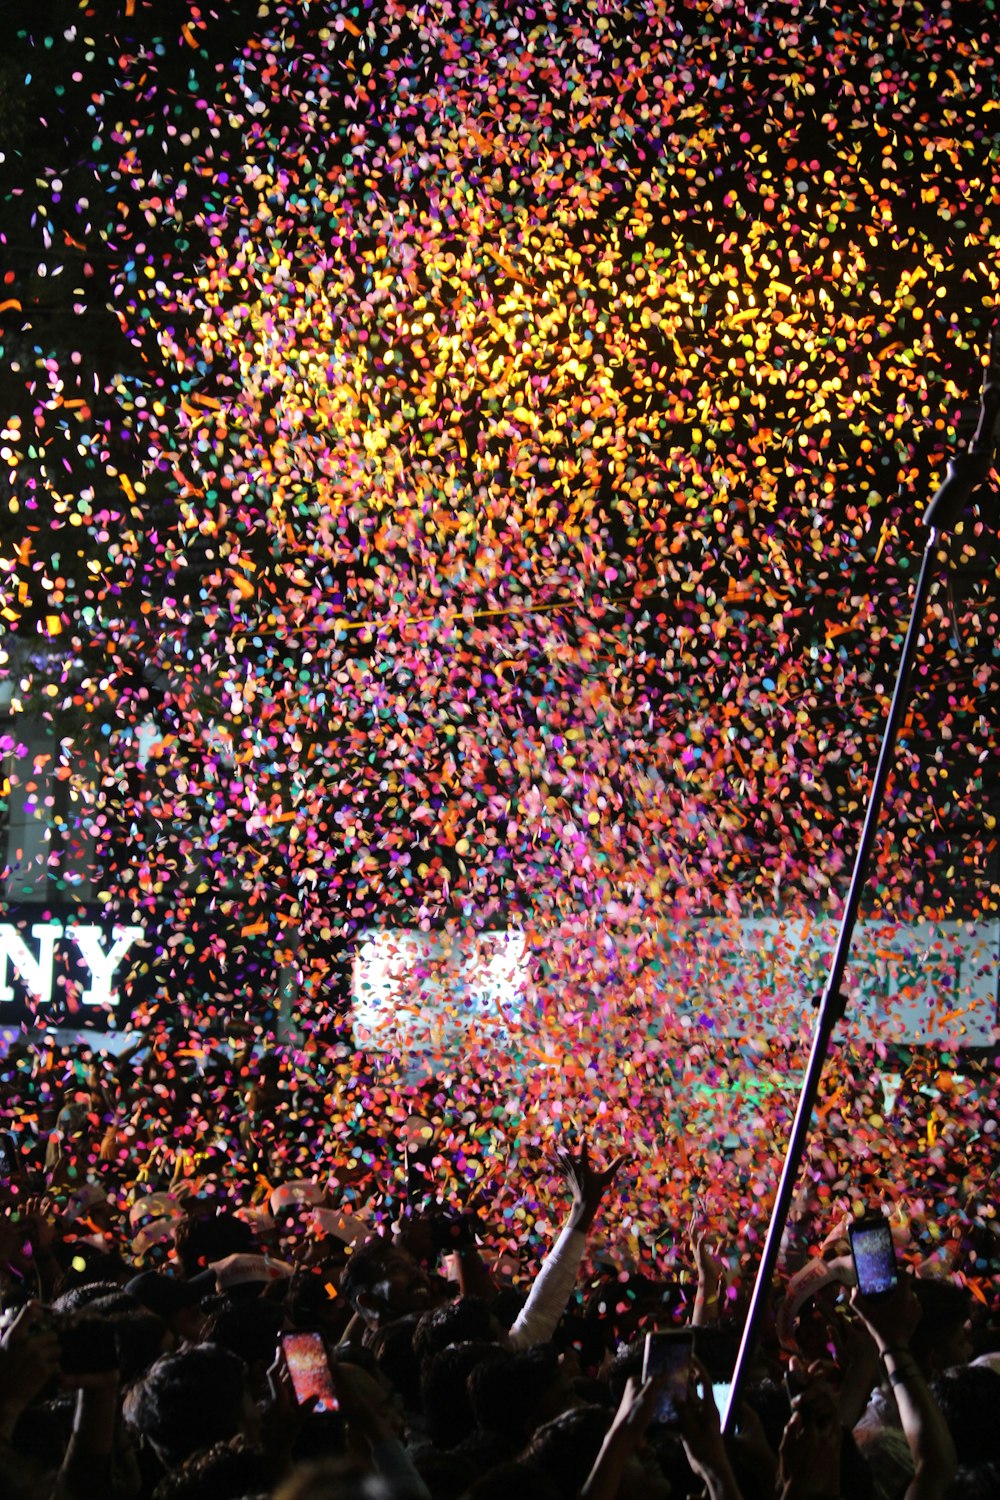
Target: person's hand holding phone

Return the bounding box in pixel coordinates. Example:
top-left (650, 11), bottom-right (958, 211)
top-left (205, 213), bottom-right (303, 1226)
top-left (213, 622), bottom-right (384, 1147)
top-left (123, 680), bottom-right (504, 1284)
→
top-left (679, 1357), bottom-right (744, 1500)
top-left (263, 1332), bottom-right (339, 1461)
top-left (579, 1372), bottom-right (671, 1498)
top-left (850, 1273), bottom-right (922, 1357)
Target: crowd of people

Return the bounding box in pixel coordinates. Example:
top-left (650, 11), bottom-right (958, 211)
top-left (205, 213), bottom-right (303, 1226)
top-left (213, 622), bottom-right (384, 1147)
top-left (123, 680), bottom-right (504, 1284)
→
top-left (5, 0), bottom-right (999, 1491)
top-left (0, 1025), bottom-right (998, 1500)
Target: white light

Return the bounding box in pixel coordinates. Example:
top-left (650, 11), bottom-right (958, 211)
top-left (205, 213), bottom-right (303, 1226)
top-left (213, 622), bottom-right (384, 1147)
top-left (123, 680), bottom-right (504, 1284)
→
top-left (352, 928), bottom-right (527, 1055)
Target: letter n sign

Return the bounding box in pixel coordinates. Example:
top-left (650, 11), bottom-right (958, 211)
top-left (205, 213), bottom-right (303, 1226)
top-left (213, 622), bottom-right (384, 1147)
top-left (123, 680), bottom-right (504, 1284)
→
top-left (0, 921), bottom-right (144, 1014)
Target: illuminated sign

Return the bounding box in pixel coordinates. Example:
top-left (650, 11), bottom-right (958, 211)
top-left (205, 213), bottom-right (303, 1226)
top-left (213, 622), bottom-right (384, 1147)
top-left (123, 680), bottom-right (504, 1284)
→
top-left (0, 921), bottom-right (144, 1010)
top-left (353, 928), bottom-right (526, 1054)
top-left (351, 915), bottom-right (998, 1056)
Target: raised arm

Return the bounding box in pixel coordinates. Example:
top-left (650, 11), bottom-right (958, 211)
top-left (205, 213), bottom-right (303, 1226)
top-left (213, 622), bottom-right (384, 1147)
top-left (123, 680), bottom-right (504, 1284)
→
top-left (690, 1213), bottom-right (727, 1327)
top-left (506, 1134), bottom-right (628, 1351)
top-left (851, 1279), bottom-right (957, 1500)
top-left (580, 1373), bottom-right (666, 1500)
top-left (680, 1357), bottom-right (746, 1500)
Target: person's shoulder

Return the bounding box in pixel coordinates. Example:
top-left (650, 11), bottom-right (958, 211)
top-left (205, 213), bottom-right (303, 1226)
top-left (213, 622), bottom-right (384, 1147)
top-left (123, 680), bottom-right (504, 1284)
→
top-left (852, 1422), bottom-right (915, 1497)
top-left (853, 1385), bottom-right (902, 1440)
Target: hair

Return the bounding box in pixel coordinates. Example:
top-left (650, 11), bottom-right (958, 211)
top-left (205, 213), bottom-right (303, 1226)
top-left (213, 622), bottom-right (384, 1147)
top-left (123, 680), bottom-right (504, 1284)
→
top-left (910, 1279), bottom-right (971, 1367)
top-left (50, 1280), bottom-right (128, 1314)
top-left (488, 1287), bottom-right (527, 1332)
top-left (549, 1307), bottom-right (611, 1374)
top-left (930, 1366), bottom-right (1000, 1467)
top-left (122, 1342), bottom-right (249, 1467)
top-left (285, 1264), bottom-right (348, 1330)
top-left (202, 1298), bottom-right (285, 1372)
top-left (468, 1345), bottom-right (565, 1444)
top-left (413, 1296), bottom-right (496, 1363)
top-left (337, 1237), bottom-right (394, 1312)
top-left (51, 1278), bottom-right (134, 1314)
top-left (150, 1438), bottom-right (277, 1500)
top-left (173, 1210), bottom-right (257, 1276)
top-left (420, 1340), bottom-right (504, 1450)
top-left (80, 1298), bottom-right (167, 1383)
top-left (520, 1407), bottom-right (613, 1499)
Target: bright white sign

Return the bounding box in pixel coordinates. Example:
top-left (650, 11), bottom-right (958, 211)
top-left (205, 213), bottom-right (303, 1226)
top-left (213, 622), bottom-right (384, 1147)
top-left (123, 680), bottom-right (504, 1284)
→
top-left (352, 927), bottom-right (526, 1054)
top-left (351, 915), bottom-right (997, 1054)
top-left (0, 922), bottom-right (145, 1009)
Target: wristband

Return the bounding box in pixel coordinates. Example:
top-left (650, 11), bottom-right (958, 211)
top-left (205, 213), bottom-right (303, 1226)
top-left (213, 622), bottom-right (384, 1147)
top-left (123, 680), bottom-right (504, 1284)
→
top-left (880, 1346), bottom-right (917, 1386)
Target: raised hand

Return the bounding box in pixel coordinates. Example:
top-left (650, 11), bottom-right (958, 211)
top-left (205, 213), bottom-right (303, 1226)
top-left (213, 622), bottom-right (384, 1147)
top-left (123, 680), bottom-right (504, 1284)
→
top-left (555, 1133), bottom-right (629, 1233)
top-left (690, 1211), bottom-right (727, 1324)
top-left (777, 1364), bottom-right (841, 1500)
top-left (0, 1302), bottom-right (60, 1440)
top-left (679, 1357), bottom-right (744, 1500)
top-left (850, 1274), bottom-right (922, 1355)
top-left (580, 1372), bottom-right (669, 1499)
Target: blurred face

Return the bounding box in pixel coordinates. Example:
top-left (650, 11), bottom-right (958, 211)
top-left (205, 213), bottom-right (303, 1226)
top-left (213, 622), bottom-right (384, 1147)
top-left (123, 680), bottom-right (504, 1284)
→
top-left (621, 1450), bottom-right (671, 1500)
top-left (936, 1318), bottom-right (974, 1372)
top-left (241, 1383), bottom-right (263, 1445)
top-left (171, 1302), bottom-right (208, 1347)
top-left (392, 1215), bottom-right (436, 1266)
top-left (369, 1248), bottom-right (433, 1317)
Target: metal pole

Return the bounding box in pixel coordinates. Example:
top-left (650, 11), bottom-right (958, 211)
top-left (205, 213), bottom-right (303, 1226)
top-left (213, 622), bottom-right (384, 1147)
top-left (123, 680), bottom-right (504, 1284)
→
top-left (723, 531), bottom-right (939, 1429)
top-left (722, 319), bottom-right (999, 1431)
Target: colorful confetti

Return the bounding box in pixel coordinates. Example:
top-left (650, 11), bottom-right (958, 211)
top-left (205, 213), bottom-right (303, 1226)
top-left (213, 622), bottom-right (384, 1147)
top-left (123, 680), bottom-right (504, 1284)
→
top-left (0, 0), bottom-right (998, 1275)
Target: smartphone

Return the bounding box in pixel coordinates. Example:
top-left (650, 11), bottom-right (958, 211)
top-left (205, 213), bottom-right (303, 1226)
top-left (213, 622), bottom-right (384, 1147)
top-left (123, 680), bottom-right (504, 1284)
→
top-left (0, 1134), bottom-right (17, 1178)
top-left (642, 1329), bottom-right (694, 1426)
top-left (279, 1331), bottom-right (339, 1413)
top-left (849, 1214), bottom-right (898, 1298)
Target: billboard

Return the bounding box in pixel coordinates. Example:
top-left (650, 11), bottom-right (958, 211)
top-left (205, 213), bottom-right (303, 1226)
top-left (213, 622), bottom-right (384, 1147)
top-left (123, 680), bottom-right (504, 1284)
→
top-left (0, 900), bottom-right (282, 1034)
top-left (350, 913), bottom-right (999, 1056)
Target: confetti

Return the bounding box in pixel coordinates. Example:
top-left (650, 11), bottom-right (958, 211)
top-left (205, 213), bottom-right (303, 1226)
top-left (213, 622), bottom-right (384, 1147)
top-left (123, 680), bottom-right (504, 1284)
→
top-left (0, 0), bottom-right (997, 1274)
